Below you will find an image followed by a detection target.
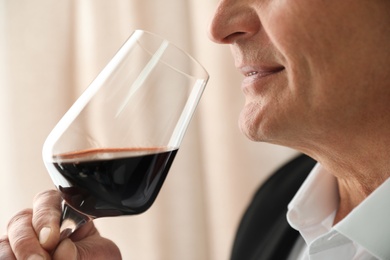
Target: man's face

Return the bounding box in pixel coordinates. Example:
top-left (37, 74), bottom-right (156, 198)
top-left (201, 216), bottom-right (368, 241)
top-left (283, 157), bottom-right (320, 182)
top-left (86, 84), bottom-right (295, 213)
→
top-left (208, 0), bottom-right (390, 151)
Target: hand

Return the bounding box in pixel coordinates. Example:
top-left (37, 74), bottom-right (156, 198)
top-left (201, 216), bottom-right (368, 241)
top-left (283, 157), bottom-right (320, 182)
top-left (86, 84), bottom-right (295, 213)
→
top-left (1, 190), bottom-right (122, 260)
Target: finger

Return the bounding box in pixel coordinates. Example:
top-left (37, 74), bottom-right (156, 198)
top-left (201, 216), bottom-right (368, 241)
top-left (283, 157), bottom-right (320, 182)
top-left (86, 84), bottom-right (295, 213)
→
top-left (53, 226), bottom-right (122, 260)
top-left (52, 239), bottom-right (77, 260)
top-left (7, 209), bottom-right (50, 260)
top-left (0, 235), bottom-right (16, 260)
top-left (74, 235), bottom-right (122, 260)
top-left (52, 221), bottom-right (95, 260)
top-left (69, 221), bottom-right (97, 242)
top-left (32, 190), bottom-right (62, 251)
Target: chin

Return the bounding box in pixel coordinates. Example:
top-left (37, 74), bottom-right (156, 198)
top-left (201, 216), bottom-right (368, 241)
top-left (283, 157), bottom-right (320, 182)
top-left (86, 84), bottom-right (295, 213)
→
top-left (238, 103), bottom-right (288, 144)
top-left (238, 107), bottom-right (268, 142)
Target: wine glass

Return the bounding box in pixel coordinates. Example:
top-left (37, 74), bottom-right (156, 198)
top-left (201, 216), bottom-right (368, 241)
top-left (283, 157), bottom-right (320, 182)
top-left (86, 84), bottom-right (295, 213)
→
top-left (42, 30), bottom-right (208, 241)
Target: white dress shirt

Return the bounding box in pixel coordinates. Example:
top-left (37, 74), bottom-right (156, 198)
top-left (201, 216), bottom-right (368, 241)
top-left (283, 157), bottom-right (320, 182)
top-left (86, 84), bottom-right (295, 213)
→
top-left (287, 164), bottom-right (390, 260)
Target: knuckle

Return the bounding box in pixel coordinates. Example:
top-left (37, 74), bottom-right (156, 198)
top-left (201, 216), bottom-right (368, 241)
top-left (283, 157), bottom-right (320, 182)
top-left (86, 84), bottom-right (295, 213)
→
top-left (6, 210), bottom-right (36, 254)
top-left (33, 189), bottom-right (61, 204)
top-left (9, 233), bottom-right (31, 254)
top-left (0, 235), bottom-right (16, 260)
top-left (34, 203), bottom-right (61, 220)
top-left (32, 190), bottom-right (62, 230)
top-left (7, 209), bottom-right (32, 232)
top-left (0, 235), bottom-right (9, 247)
top-left (76, 239), bottom-right (122, 260)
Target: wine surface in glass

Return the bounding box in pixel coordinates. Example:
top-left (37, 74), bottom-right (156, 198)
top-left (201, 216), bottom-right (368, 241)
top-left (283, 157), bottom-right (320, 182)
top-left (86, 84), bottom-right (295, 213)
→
top-left (50, 147), bottom-right (178, 218)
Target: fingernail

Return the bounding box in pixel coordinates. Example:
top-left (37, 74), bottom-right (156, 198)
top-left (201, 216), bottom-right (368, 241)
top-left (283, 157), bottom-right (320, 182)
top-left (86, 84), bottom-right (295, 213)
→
top-left (39, 226), bottom-right (51, 244)
top-left (27, 254), bottom-right (44, 260)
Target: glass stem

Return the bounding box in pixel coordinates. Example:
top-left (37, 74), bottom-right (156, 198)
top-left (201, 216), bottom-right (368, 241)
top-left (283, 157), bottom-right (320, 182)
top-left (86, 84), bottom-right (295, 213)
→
top-left (59, 201), bottom-right (91, 241)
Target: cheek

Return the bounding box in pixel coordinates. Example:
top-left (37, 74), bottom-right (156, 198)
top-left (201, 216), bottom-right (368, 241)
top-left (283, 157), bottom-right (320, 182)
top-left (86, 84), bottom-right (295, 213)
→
top-left (263, 7), bottom-right (334, 112)
top-left (263, 3), bottom-right (306, 52)
top-left (264, 2), bottom-right (330, 74)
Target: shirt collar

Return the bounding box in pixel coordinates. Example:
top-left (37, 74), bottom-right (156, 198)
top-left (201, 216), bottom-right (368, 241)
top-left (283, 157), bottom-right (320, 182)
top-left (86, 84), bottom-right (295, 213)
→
top-left (287, 163), bottom-right (339, 244)
top-left (334, 176), bottom-right (390, 259)
top-left (287, 163), bottom-right (390, 259)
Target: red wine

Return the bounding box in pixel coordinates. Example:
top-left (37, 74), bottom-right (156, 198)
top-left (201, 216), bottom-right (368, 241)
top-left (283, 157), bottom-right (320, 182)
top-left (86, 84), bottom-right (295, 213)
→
top-left (50, 147), bottom-right (178, 218)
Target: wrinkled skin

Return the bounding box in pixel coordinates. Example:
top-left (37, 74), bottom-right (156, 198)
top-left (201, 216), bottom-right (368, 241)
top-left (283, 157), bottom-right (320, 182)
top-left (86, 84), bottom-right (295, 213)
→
top-left (208, 0), bottom-right (390, 222)
top-left (1, 190), bottom-right (121, 260)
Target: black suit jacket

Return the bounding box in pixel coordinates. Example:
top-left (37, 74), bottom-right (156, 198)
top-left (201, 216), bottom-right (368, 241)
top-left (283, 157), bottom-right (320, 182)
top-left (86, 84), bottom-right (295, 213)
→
top-left (231, 154), bottom-right (316, 260)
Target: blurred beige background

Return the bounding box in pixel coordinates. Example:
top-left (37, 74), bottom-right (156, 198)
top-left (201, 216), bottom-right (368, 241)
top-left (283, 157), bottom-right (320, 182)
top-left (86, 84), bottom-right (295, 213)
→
top-left (0, 1), bottom-right (297, 259)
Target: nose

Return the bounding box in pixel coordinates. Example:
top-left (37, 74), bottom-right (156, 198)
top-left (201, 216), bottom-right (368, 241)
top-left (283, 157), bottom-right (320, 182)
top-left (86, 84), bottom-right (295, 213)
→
top-left (208, 0), bottom-right (261, 44)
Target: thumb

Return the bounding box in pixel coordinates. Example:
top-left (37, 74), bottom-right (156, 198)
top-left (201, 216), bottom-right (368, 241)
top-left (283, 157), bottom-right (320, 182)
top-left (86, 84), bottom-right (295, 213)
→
top-left (52, 239), bottom-right (77, 260)
top-left (53, 235), bottom-right (121, 260)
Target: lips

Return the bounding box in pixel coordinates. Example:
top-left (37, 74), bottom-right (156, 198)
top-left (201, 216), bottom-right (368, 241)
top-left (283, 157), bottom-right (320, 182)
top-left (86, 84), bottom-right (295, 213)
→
top-left (241, 66), bottom-right (285, 78)
top-left (238, 65), bottom-right (285, 92)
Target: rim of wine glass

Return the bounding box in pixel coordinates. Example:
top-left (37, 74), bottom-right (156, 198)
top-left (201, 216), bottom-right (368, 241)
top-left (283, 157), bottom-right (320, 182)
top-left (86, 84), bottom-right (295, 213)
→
top-left (42, 29), bottom-right (209, 163)
top-left (133, 29), bottom-right (209, 81)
